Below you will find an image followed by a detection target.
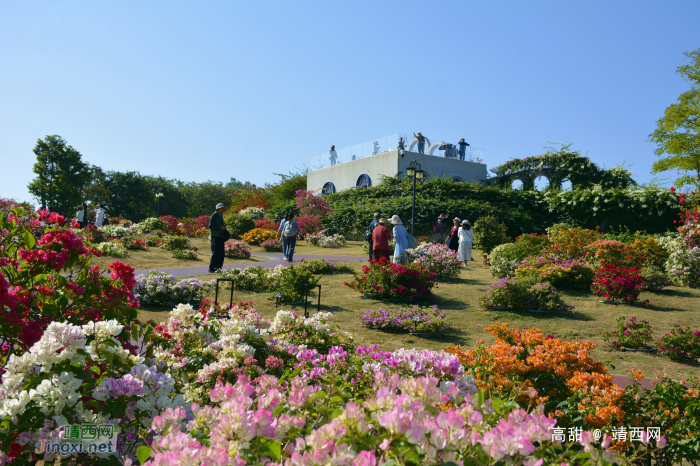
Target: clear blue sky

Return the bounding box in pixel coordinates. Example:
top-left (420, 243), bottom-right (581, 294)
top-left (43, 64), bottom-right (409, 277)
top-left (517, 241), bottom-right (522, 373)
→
top-left (1, 0), bottom-right (698, 202)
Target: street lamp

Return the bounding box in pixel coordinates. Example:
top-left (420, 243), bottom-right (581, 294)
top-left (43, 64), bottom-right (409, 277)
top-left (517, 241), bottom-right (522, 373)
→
top-left (406, 161), bottom-right (424, 235)
top-left (156, 191), bottom-right (164, 217)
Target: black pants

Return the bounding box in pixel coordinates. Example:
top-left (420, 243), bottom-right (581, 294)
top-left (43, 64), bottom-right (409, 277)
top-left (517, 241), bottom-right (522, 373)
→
top-left (368, 240), bottom-right (374, 260)
top-left (286, 236), bottom-right (297, 261)
top-left (209, 237), bottom-right (225, 272)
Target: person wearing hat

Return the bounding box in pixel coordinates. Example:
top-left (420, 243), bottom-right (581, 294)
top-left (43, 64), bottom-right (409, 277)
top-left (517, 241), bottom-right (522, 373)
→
top-left (208, 203), bottom-right (227, 273)
top-left (458, 139), bottom-right (470, 161)
top-left (371, 218), bottom-right (392, 262)
top-left (447, 217), bottom-right (461, 253)
top-left (413, 132), bottom-right (426, 154)
top-left (390, 215), bottom-right (409, 263)
top-left (457, 220), bottom-right (475, 266)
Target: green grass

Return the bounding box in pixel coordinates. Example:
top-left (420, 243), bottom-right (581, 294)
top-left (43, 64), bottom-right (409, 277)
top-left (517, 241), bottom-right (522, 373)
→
top-left (137, 248), bottom-right (700, 381)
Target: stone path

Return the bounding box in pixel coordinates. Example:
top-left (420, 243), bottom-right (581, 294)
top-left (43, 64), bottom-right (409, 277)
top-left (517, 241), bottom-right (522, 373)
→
top-left (133, 253), bottom-right (367, 277)
top-left (132, 253), bottom-right (691, 391)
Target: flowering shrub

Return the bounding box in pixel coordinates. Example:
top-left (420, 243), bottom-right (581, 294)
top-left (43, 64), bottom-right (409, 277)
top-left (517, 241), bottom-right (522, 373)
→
top-left (0, 320), bottom-right (185, 465)
top-left (359, 305), bottom-right (450, 333)
top-left (159, 215), bottom-right (180, 234)
top-left (295, 189), bottom-right (332, 217)
top-left (134, 271), bottom-right (214, 305)
top-left (193, 226), bottom-right (209, 237)
top-left (255, 218), bottom-right (280, 231)
top-left (260, 238), bottom-right (283, 251)
top-left (600, 316), bottom-right (653, 350)
top-left (473, 215), bottom-right (511, 254)
top-left (96, 241), bottom-right (129, 257)
top-left (242, 227), bottom-right (277, 245)
top-left (296, 214), bottom-right (323, 235)
top-left (345, 258), bottom-right (437, 300)
top-left (159, 234), bottom-right (190, 251)
top-left (514, 255), bottom-right (595, 289)
top-left (665, 246), bottom-right (700, 288)
top-left (224, 240), bottom-right (252, 258)
top-left (582, 239), bottom-right (642, 269)
top-left (640, 265), bottom-right (671, 291)
top-left (547, 226), bottom-right (602, 260)
top-left (143, 232), bottom-right (163, 247)
top-left (400, 242), bottom-right (461, 278)
top-left (240, 206), bottom-right (266, 219)
top-left (298, 257), bottom-right (354, 274)
top-left (527, 282), bottom-right (575, 312)
top-left (514, 233), bottom-right (551, 258)
top-left (628, 235), bottom-right (669, 270)
top-left (134, 217), bottom-right (168, 234)
top-left (591, 264), bottom-right (647, 304)
top-left (488, 243), bottom-right (522, 278)
top-left (171, 248), bottom-right (198, 260)
top-left (218, 265), bottom-right (285, 291)
top-left (656, 324), bottom-right (700, 362)
top-left (81, 224), bottom-right (106, 243)
top-left (118, 237), bottom-right (148, 250)
top-left (476, 278), bottom-right (572, 312)
top-left (99, 224), bottom-right (131, 237)
top-left (269, 265), bottom-right (320, 304)
top-left (305, 230), bottom-right (347, 248)
top-left (179, 215), bottom-right (210, 236)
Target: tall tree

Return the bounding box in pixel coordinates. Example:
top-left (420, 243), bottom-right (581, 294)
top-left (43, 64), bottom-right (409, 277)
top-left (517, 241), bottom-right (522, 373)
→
top-left (102, 171), bottom-right (152, 221)
top-left (27, 135), bottom-right (90, 215)
top-left (650, 49), bottom-right (700, 190)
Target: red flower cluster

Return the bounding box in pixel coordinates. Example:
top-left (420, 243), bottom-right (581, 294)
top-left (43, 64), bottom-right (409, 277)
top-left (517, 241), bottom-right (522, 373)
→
top-left (590, 264), bottom-right (648, 305)
top-left (345, 257), bottom-right (437, 299)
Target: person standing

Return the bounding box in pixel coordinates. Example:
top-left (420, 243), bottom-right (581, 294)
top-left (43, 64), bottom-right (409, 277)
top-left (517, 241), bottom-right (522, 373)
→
top-left (208, 203), bottom-right (227, 273)
top-left (329, 146), bottom-right (338, 166)
top-left (398, 137), bottom-right (405, 150)
top-left (276, 212), bottom-right (290, 260)
top-left (372, 218), bottom-right (392, 262)
top-left (81, 203), bottom-right (89, 228)
top-left (75, 205), bottom-right (85, 228)
top-left (447, 217), bottom-right (460, 252)
top-left (367, 212), bottom-right (380, 260)
top-left (282, 212), bottom-right (301, 262)
top-left (458, 139), bottom-right (470, 161)
top-left (457, 220), bottom-right (475, 266)
top-left (413, 133), bottom-right (426, 154)
top-left (440, 142), bottom-right (454, 158)
top-left (390, 215), bottom-right (409, 263)
top-left (95, 204), bottom-right (105, 227)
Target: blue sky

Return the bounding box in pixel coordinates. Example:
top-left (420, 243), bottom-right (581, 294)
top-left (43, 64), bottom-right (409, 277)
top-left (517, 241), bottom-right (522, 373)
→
top-left (1, 0), bottom-right (698, 202)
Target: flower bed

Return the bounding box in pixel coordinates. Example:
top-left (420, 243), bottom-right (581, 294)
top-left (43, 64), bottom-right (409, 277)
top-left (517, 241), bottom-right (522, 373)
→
top-left (99, 224), bottom-right (132, 237)
top-left (359, 305), bottom-right (450, 333)
top-left (656, 323), bottom-right (700, 362)
top-left (224, 240), bottom-right (252, 258)
top-left (171, 248), bottom-right (198, 260)
top-left (304, 230), bottom-right (347, 248)
top-left (133, 217), bottom-right (168, 234)
top-left (81, 224), bottom-right (106, 244)
top-left (345, 258), bottom-right (437, 300)
top-left (476, 277), bottom-right (573, 312)
top-left (600, 316), bottom-right (653, 350)
top-left (514, 255), bottom-right (595, 289)
top-left (159, 234), bottom-right (191, 251)
top-left (241, 227), bottom-right (277, 245)
top-left (298, 257), bottom-right (354, 274)
top-left (488, 243), bottom-right (522, 278)
top-left (583, 239), bottom-right (642, 268)
top-left (218, 264), bottom-right (285, 291)
top-left (255, 218), bottom-right (280, 231)
top-left (96, 241), bottom-right (129, 257)
top-left (547, 226), bottom-right (602, 260)
top-left (666, 246), bottom-right (700, 288)
top-left (117, 237), bottom-right (148, 250)
top-left (260, 238), bottom-right (283, 251)
top-left (591, 264), bottom-right (647, 304)
top-left (240, 206), bottom-right (266, 219)
top-left (400, 242), bottom-right (460, 278)
top-left (134, 271), bottom-right (214, 305)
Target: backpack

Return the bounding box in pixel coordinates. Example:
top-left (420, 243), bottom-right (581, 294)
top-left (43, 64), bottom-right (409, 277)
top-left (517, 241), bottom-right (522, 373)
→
top-left (284, 220), bottom-right (296, 237)
top-left (407, 232), bottom-right (418, 249)
top-left (222, 229), bottom-right (231, 242)
top-left (365, 229), bottom-right (372, 242)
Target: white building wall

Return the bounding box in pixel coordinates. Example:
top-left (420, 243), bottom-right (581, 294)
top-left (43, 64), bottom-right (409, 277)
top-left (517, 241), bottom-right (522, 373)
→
top-left (307, 150), bottom-right (487, 193)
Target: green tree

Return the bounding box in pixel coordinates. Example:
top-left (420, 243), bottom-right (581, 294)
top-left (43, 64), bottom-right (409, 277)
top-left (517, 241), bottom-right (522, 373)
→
top-left (27, 135), bottom-right (90, 215)
top-left (102, 171), bottom-right (152, 221)
top-left (650, 49), bottom-right (700, 189)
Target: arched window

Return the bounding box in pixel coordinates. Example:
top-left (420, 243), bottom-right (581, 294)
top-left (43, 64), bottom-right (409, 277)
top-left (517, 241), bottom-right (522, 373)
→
top-left (451, 175), bottom-right (464, 183)
top-left (321, 182), bottom-right (336, 194)
top-left (356, 174), bottom-right (372, 188)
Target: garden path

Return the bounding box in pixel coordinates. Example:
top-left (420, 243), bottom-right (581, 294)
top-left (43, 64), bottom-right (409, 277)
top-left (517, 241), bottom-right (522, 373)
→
top-left (132, 253), bottom-right (367, 278)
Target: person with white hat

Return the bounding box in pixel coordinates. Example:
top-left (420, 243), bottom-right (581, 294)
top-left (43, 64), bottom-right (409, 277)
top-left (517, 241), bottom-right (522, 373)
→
top-left (447, 217), bottom-right (461, 252)
top-left (208, 203), bottom-right (227, 273)
top-left (390, 215), bottom-right (409, 263)
top-left (457, 219), bottom-right (475, 266)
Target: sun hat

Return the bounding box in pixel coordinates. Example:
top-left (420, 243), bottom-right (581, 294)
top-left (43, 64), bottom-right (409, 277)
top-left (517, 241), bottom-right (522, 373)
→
top-left (438, 214), bottom-right (446, 219)
top-left (216, 203), bottom-right (225, 209)
top-left (454, 217), bottom-right (461, 223)
top-left (378, 218), bottom-right (389, 224)
top-left (462, 219), bottom-right (470, 225)
top-left (390, 215), bottom-right (402, 225)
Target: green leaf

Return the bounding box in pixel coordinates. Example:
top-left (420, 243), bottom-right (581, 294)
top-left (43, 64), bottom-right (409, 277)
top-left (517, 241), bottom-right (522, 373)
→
top-left (258, 440), bottom-right (281, 461)
top-left (379, 461), bottom-right (399, 466)
top-left (24, 231), bottom-right (36, 249)
top-left (311, 390), bottom-right (327, 399)
top-left (329, 395), bottom-right (344, 404)
top-left (137, 446), bottom-right (152, 464)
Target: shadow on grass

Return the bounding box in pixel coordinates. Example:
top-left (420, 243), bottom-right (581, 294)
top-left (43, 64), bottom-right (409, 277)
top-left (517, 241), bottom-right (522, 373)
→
top-left (366, 327), bottom-right (469, 347)
top-left (483, 308), bottom-right (594, 321)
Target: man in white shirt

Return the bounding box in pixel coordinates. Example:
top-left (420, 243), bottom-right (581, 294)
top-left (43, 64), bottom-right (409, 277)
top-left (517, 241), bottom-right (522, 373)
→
top-left (95, 205), bottom-right (105, 227)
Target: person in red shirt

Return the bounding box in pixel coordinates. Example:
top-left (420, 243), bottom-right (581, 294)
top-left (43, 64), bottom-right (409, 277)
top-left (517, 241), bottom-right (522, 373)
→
top-left (371, 218), bottom-right (392, 262)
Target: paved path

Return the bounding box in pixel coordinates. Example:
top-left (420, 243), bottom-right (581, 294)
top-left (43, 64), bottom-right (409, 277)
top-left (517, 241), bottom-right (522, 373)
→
top-left (133, 253), bottom-right (367, 277)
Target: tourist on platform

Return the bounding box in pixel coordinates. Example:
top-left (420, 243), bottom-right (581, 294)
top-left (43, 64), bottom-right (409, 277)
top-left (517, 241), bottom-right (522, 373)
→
top-left (372, 218), bottom-right (392, 262)
top-left (75, 205), bottom-right (84, 229)
top-left (277, 212), bottom-right (290, 260)
top-left (329, 146), bottom-right (338, 166)
top-left (95, 204), bottom-right (105, 227)
top-left (398, 137), bottom-right (405, 151)
top-left (458, 139), bottom-right (470, 161)
top-left (457, 220), bottom-right (475, 266)
top-left (447, 217), bottom-right (460, 252)
top-left (282, 212), bottom-right (301, 262)
top-left (367, 212), bottom-right (380, 260)
top-left (208, 203), bottom-right (227, 273)
top-left (390, 215), bottom-right (409, 263)
top-left (441, 143), bottom-right (454, 158)
top-left (414, 132), bottom-right (426, 154)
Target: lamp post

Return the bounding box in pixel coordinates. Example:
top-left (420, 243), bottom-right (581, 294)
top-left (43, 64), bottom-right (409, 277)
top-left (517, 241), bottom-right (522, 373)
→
top-left (156, 191), bottom-right (164, 217)
top-left (406, 161), bottom-right (424, 235)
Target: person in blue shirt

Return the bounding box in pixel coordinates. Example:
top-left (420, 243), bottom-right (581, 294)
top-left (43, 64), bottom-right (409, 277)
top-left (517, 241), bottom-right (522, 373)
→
top-left (458, 139), bottom-right (470, 161)
top-left (390, 215), bottom-right (409, 263)
top-left (413, 132), bottom-right (426, 154)
top-left (276, 212), bottom-right (290, 260)
top-left (368, 212), bottom-right (380, 260)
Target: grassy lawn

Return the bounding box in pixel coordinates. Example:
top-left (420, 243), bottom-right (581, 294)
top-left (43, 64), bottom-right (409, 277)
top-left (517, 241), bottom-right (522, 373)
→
top-left (189, 237), bottom-right (370, 258)
top-left (137, 247), bottom-right (700, 381)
